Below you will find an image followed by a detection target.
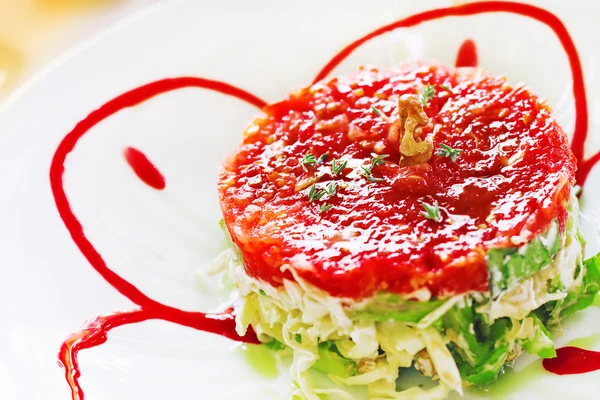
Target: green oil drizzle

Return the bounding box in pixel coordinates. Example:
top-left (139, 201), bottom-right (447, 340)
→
top-left (567, 333), bottom-right (600, 349)
top-left (592, 293), bottom-right (600, 308)
top-left (466, 361), bottom-right (545, 398)
top-left (241, 344), bottom-right (280, 379)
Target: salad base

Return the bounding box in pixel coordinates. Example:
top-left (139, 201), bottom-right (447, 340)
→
top-left (223, 197), bottom-right (600, 399)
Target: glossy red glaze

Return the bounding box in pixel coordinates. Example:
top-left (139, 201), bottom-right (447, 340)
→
top-left (219, 64), bottom-right (575, 299)
top-left (51, 78), bottom-right (264, 400)
top-left (543, 347), bottom-right (600, 375)
top-left (455, 39), bottom-right (478, 67)
top-left (124, 146), bottom-right (166, 190)
top-left (312, 1), bottom-right (592, 186)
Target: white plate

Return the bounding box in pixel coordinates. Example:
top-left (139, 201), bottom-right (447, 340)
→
top-left (1, 0), bottom-right (600, 399)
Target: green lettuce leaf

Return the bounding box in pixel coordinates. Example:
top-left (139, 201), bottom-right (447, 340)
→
top-left (459, 343), bottom-right (510, 386)
top-left (313, 341), bottom-right (357, 378)
top-left (443, 303), bottom-right (512, 386)
top-left (442, 302), bottom-right (490, 366)
top-left (352, 294), bottom-right (445, 323)
top-left (552, 251), bottom-right (600, 319)
top-left (519, 314), bottom-right (556, 359)
top-left (487, 222), bottom-right (561, 298)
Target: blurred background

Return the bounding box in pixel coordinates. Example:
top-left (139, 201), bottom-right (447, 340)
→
top-left (0, 0), bottom-right (157, 100)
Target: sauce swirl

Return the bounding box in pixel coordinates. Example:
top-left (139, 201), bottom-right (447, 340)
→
top-left (52, 2), bottom-right (600, 397)
top-left (51, 77), bottom-right (265, 399)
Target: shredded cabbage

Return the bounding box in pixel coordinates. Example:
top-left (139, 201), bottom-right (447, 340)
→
top-left (229, 254), bottom-right (456, 399)
top-left (204, 193), bottom-right (600, 399)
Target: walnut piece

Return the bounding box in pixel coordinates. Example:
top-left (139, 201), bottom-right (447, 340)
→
top-left (387, 94), bottom-right (433, 166)
top-left (357, 355), bottom-right (386, 373)
top-left (414, 349), bottom-right (436, 377)
top-left (357, 358), bottom-right (377, 373)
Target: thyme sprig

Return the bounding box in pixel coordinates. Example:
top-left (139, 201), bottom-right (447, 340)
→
top-left (300, 151), bottom-right (328, 172)
top-left (421, 201), bottom-right (441, 222)
top-left (360, 153), bottom-right (389, 183)
top-left (319, 203), bottom-right (334, 213)
top-left (308, 182), bottom-right (339, 213)
top-left (420, 84), bottom-right (436, 106)
top-left (371, 105), bottom-right (387, 119)
top-left (331, 159), bottom-right (348, 176)
top-left (437, 143), bottom-right (462, 162)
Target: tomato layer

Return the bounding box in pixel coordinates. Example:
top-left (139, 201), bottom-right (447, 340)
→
top-left (218, 63), bottom-right (576, 299)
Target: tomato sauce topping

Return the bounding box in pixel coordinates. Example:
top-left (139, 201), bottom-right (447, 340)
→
top-left (218, 63), bottom-right (576, 299)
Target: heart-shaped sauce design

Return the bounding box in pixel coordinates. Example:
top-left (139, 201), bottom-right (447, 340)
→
top-left (51, 3), bottom-right (598, 399)
top-left (52, 78), bottom-right (265, 399)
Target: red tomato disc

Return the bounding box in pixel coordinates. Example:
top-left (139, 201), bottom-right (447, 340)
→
top-left (218, 64), bottom-right (575, 299)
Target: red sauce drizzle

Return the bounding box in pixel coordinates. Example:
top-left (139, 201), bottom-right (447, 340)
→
top-left (52, 1), bottom-right (600, 395)
top-left (455, 39), bottom-right (478, 67)
top-left (543, 347), bottom-right (600, 375)
top-left (57, 308), bottom-right (251, 400)
top-left (123, 147), bottom-right (166, 190)
top-left (58, 310), bottom-right (147, 400)
top-left (51, 77), bottom-right (265, 399)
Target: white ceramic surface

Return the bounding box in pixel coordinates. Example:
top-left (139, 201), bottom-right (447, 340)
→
top-left (1, 0), bottom-right (600, 399)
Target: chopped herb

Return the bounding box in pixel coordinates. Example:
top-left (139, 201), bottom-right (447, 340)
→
top-left (325, 182), bottom-right (337, 196)
top-left (370, 153), bottom-right (389, 168)
top-left (300, 152), bottom-right (318, 172)
top-left (421, 201), bottom-right (441, 222)
top-left (367, 175), bottom-right (384, 183)
top-left (440, 84), bottom-right (453, 92)
top-left (319, 203), bottom-right (334, 213)
top-left (308, 182), bottom-right (337, 204)
top-left (258, 289), bottom-right (266, 296)
top-left (370, 105), bottom-right (387, 119)
top-left (437, 143), bottom-right (463, 162)
top-left (317, 152), bottom-right (329, 164)
top-left (420, 84), bottom-right (436, 106)
top-left (360, 165), bottom-right (384, 182)
top-left (331, 159), bottom-right (348, 176)
top-left (307, 184), bottom-right (326, 202)
top-left (295, 334), bottom-right (303, 344)
top-left (359, 154), bottom-right (388, 183)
